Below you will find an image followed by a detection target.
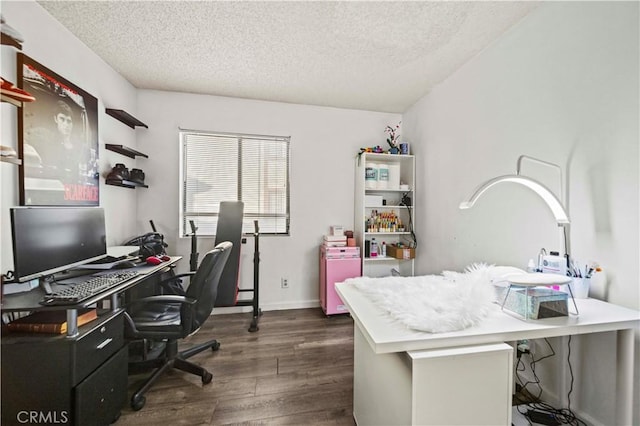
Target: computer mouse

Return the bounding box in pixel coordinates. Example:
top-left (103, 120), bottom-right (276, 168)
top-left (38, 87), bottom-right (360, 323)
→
top-left (114, 260), bottom-right (137, 269)
top-left (146, 256), bottom-right (162, 265)
top-left (146, 255), bottom-right (170, 265)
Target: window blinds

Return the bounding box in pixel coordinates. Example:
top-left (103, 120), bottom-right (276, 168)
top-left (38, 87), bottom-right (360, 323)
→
top-left (180, 130), bottom-right (290, 236)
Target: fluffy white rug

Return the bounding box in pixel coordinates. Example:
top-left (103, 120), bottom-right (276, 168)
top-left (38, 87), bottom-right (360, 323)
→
top-left (344, 264), bottom-right (525, 333)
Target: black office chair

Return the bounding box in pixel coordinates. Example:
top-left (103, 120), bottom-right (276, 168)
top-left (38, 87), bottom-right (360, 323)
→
top-left (124, 241), bottom-right (232, 411)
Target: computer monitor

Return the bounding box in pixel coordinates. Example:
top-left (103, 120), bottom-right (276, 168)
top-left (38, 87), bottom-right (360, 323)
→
top-left (10, 207), bottom-right (107, 283)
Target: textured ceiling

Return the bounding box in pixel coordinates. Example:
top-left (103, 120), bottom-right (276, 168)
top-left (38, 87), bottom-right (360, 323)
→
top-left (38, 1), bottom-right (539, 113)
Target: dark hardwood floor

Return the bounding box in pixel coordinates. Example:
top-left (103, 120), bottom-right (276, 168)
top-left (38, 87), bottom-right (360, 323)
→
top-left (116, 308), bottom-right (356, 425)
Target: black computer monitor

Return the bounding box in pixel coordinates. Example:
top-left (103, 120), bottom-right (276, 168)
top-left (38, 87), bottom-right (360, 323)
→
top-left (10, 207), bottom-right (107, 283)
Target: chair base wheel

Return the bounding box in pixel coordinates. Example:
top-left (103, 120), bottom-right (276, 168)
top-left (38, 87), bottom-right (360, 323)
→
top-left (131, 395), bottom-right (146, 411)
top-left (202, 371), bottom-right (213, 384)
top-left (211, 341), bottom-right (221, 351)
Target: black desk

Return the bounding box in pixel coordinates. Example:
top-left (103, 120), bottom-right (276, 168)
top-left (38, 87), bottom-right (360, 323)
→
top-left (1, 256), bottom-right (181, 426)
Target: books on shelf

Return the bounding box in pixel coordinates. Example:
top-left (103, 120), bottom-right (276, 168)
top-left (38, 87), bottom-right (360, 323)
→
top-left (7, 308), bottom-right (98, 334)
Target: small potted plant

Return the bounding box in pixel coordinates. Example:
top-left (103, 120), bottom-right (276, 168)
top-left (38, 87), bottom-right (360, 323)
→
top-left (385, 121), bottom-right (401, 154)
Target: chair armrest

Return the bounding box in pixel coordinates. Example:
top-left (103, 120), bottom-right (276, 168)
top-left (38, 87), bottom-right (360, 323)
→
top-left (124, 295), bottom-right (198, 338)
top-left (158, 272), bottom-right (195, 283)
top-left (157, 272), bottom-right (195, 295)
top-left (126, 294), bottom-right (196, 308)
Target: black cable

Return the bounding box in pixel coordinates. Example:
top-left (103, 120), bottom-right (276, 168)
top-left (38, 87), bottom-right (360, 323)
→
top-left (515, 337), bottom-right (587, 426)
top-left (525, 400), bottom-right (586, 426)
top-left (515, 338), bottom-right (556, 400)
top-left (567, 335), bottom-right (574, 412)
top-left (401, 192), bottom-right (417, 249)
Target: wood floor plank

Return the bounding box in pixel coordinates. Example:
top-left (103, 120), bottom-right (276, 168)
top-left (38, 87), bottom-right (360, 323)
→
top-left (115, 400), bottom-right (216, 425)
top-left (276, 349), bottom-right (353, 375)
top-left (210, 384), bottom-right (352, 424)
top-left (255, 366), bottom-right (353, 396)
top-left (117, 308), bottom-right (355, 425)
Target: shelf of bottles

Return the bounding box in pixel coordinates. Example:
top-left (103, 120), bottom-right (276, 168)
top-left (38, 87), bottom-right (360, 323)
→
top-left (355, 152), bottom-right (416, 277)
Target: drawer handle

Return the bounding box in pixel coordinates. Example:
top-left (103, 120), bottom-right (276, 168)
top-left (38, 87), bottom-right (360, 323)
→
top-left (96, 338), bottom-right (113, 350)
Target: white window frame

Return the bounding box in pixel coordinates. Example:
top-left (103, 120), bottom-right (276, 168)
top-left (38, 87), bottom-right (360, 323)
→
top-left (179, 129), bottom-right (291, 237)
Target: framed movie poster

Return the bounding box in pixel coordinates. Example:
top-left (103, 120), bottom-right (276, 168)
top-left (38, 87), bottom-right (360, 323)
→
top-left (18, 54), bottom-right (99, 206)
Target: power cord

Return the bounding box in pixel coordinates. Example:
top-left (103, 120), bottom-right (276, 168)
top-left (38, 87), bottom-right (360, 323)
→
top-left (2, 270), bottom-right (15, 282)
top-left (515, 337), bottom-right (587, 426)
top-left (516, 338), bottom-right (556, 402)
top-left (400, 192), bottom-right (417, 249)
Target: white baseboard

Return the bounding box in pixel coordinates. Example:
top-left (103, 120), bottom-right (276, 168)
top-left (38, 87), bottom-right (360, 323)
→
top-left (260, 299), bottom-right (320, 311)
top-left (211, 299), bottom-right (321, 315)
top-left (211, 305), bottom-right (254, 315)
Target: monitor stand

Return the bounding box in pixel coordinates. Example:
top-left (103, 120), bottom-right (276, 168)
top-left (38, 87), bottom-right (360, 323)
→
top-left (54, 268), bottom-right (94, 281)
top-left (39, 278), bottom-right (53, 295)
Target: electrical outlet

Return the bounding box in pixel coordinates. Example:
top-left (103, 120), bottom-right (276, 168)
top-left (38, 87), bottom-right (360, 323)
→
top-left (281, 278), bottom-right (289, 289)
top-left (517, 339), bottom-right (531, 357)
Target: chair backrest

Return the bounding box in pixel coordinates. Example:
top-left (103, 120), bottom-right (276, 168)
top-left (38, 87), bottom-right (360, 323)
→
top-left (183, 241), bottom-right (233, 331)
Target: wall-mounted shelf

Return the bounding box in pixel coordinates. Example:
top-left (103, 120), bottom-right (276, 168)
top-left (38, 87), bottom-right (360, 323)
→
top-left (105, 109), bottom-right (148, 129)
top-left (1, 33), bottom-right (22, 50)
top-left (364, 256), bottom-right (412, 262)
top-left (1, 156), bottom-right (22, 165)
top-left (1, 94), bottom-right (23, 108)
top-left (365, 205), bottom-right (413, 209)
top-left (105, 144), bottom-right (148, 159)
top-left (365, 188), bottom-right (413, 193)
top-left (106, 179), bottom-right (148, 189)
top-left (364, 232), bottom-right (412, 236)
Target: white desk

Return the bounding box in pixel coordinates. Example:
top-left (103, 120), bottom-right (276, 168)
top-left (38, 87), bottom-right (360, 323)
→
top-left (336, 282), bottom-right (639, 425)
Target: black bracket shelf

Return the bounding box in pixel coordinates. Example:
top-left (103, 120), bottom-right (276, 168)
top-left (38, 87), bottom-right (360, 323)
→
top-left (105, 144), bottom-right (148, 159)
top-left (105, 109), bottom-right (148, 129)
top-left (106, 179), bottom-right (148, 189)
top-left (1, 33), bottom-right (22, 50)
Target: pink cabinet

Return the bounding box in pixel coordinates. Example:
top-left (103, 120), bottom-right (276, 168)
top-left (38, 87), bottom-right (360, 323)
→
top-left (320, 246), bottom-right (361, 315)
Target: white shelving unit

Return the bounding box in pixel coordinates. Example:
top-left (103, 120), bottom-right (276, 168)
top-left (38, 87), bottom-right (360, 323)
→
top-left (355, 152), bottom-right (416, 277)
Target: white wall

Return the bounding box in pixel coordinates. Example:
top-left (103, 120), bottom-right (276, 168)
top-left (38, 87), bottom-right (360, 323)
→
top-left (136, 90), bottom-right (399, 310)
top-left (403, 2), bottom-right (639, 424)
top-left (0, 1), bottom-right (401, 306)
top-left (1, 0), bottom-right (141, 276)
top-left (2, 1), bottom-right (638, 422)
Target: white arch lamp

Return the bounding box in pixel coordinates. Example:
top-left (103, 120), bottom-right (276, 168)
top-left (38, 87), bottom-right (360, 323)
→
top-left (460, 174), bottom-right (578, 316)
top-left (459, 175), bottom-right (569, 223)
top-left (459, 174), bottom-right (571, 265)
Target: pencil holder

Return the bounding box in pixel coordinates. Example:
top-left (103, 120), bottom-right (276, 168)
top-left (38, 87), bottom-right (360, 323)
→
top-left (565, 277), bottom-right (591, 299)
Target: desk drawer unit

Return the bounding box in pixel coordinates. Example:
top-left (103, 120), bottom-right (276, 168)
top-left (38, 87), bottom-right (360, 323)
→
top-left (407, 343), bottom-right (513, 425)
top-left (353, 327), bottom-right (513, 426)
top-left (1, 310), bottom-right (126, 426)
top-left (71, 311), bottom-right (123, 385)
top-left (75, 345), bottom-right (127, 426)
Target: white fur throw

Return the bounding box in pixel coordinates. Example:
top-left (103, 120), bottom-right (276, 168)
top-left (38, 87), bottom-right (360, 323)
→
top-left (343, 264), bottom-right (525, 333)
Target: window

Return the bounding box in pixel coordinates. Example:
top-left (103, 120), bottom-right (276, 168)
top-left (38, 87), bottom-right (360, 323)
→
top-left (179, 130), bottom-right (290, 237)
